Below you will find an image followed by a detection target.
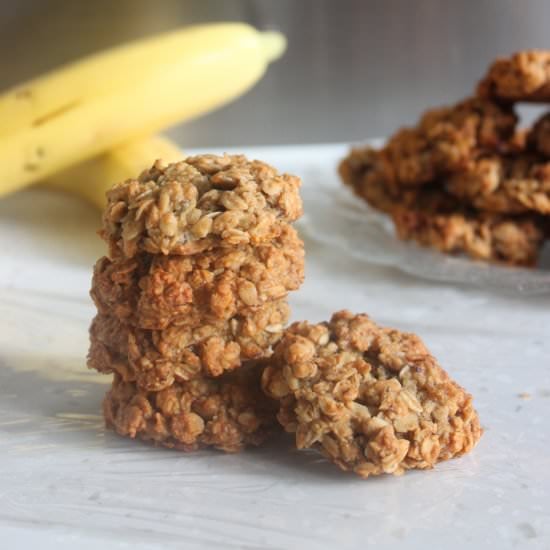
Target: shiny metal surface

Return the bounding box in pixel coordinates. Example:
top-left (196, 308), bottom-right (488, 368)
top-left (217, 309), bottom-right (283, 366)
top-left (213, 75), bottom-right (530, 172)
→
top-left (2, 0), bottom-right (550, 147)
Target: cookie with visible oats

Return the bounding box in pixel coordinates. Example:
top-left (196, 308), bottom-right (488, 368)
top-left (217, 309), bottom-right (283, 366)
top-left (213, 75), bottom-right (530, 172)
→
top-left (477, 50), bottom-right (550, 103)
top-left (346, 97), bottom-right (516, 188)
top-left (88, 298), bottom-right (289, 390)
top-left (104, 365), bottom-right (277, 453)
top-left (445, 154), bottom-right (550, 215)
top-left (262, 311), bottom-right (482, 479)
top-left (527, 112), bottom-right (550, 158)
top-left (101, 154), bottom-right (303, 258)
top-left (391, 205), bottom-right (545, 267)
top-left (91, 224), bottom-right (304, 330)
top-left (339, 146), bottom-right (456, 214)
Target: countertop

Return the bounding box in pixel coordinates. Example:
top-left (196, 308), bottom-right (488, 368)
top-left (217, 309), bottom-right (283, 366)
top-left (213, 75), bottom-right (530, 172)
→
top-left (1, 144), bottom-right (549, 549)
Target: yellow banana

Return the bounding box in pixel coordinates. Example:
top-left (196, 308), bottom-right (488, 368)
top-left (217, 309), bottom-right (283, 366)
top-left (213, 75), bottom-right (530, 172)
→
top-left (41, 135), bottom-right (182, 210)
top-left (0, 23), bottom-right (286, 196)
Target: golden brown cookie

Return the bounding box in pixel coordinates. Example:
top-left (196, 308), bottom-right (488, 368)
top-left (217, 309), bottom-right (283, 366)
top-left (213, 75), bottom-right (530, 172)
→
top-left (104, 365), bottom-right (278, 453)
top-left (391, 204), bottom-right (545, 266)
top-left (477, 50), bottom-right (550, 103)
top-left (527, 112), bottom-right (550, 157)
top-left (445, 154), bottom-right (550, 215)
top-left (101, 154), bottom-right (303, 259)
top-left (91, 224), bottom-right (304, 330)
top-left (262, 311), bottom-right (482, 479)
top-left (88, 298), bottom-right (290, 390)
top-left (364, 97), bottom-right (517, 188)
top-left (339, 146), bottom-right (456, 214)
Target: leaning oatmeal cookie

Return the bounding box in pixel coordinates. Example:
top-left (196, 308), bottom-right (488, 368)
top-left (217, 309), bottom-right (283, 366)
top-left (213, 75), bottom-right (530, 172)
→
top-left (91, 224), bottom-right (304, 330)
top-left (392, 206), bottom-right (545, 266)
top-left (446, 154), bottom-right (550, 214)
top-left (527, 112), bottom-right (550, 158)
top-left (104, 365), bottom-right (278, 453)
top-left (262, 311), bottom-right (482, 479)
top-left (88, 299), bottom-right (290, 390)
top-left (101, 154), bottom-right (303, 258)
top-left (477, 50), bottom-right (550, 103)
top-left (377, 97), bottom-right (517, 187)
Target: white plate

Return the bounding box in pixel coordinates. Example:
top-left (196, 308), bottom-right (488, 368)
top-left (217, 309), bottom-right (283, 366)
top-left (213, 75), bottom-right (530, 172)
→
top-left (1, 144), bottom-right (549, 550)
top-left (296, 144), bottom-right (550, 295)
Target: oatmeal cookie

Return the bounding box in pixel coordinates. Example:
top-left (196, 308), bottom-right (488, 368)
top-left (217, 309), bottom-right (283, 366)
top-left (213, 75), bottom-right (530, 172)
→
top-left (101, 154), bottom-right (303, 258)
top-left (340, 129), bottom-right (527, 211)
top-left (527, 112), bottom-right (550, 157)
top-left (262, 311), bottom-right (482, 479)
top-left (368, 97), bottom-right (516, 187)
top-left (446, 154), bottom-right (550, 214)
top-left (91, 224), bottom-right (304, 330)
top-left (391, 206), bottom-right (545, 266)
top-left (88, 298), bottom-right (290, 390)
top-left (339, 146), bottom-right (456, 214)
top-left (104, 365), bottom-right (278, 453)
top-left (339, 146), bottom-right (402, 213)
top-left (477, 50), bottom-right (550, 103)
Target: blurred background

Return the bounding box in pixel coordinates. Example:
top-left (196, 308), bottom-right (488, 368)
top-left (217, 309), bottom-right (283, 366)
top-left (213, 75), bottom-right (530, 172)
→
top-left (2, 0), bottom-right (550, 147)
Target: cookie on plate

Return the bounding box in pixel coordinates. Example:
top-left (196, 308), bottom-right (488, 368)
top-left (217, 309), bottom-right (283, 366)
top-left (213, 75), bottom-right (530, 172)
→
top-left (527, 112), bottom-right (550, 158)
top-left (446, 154), bottom-right (550, 215)
top-left (339, 146), bottom-right (546, 266)
top-left (391, 203), bottom-right (545, 267)
top-left (369, 97), bottom-right (516, 187)
top-left (477, 50), bottom-right (550, 103)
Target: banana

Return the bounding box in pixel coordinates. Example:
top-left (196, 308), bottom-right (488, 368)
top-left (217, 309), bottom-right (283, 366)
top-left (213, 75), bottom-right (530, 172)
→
top-left (0, 23), bottom-right (286, 196)
top-left (41, 135), bottom-right (182, 209)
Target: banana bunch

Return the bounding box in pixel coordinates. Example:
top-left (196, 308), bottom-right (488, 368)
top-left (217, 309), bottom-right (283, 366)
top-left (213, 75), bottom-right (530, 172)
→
top-left (0, 23), bottom-right (286, 208)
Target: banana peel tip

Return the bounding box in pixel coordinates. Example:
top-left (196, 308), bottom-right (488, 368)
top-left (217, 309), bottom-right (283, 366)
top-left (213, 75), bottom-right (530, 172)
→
top-left (260, 31), bottom-right (287, 63)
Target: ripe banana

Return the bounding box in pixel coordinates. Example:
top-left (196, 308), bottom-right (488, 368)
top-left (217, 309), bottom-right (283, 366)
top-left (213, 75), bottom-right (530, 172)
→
top-left (41, 135), bottom-right (182, 210)
top-left (0, 23), bottom-right (286, 196)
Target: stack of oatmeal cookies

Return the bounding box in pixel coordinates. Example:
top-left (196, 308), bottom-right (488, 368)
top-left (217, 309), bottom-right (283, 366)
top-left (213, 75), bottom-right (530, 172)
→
top-left (86, 153), bottom-right (483, 479)
top-left (339, 50), bottom-right (550, 266)
top-left (87, 154), bottom-right (304, 452)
